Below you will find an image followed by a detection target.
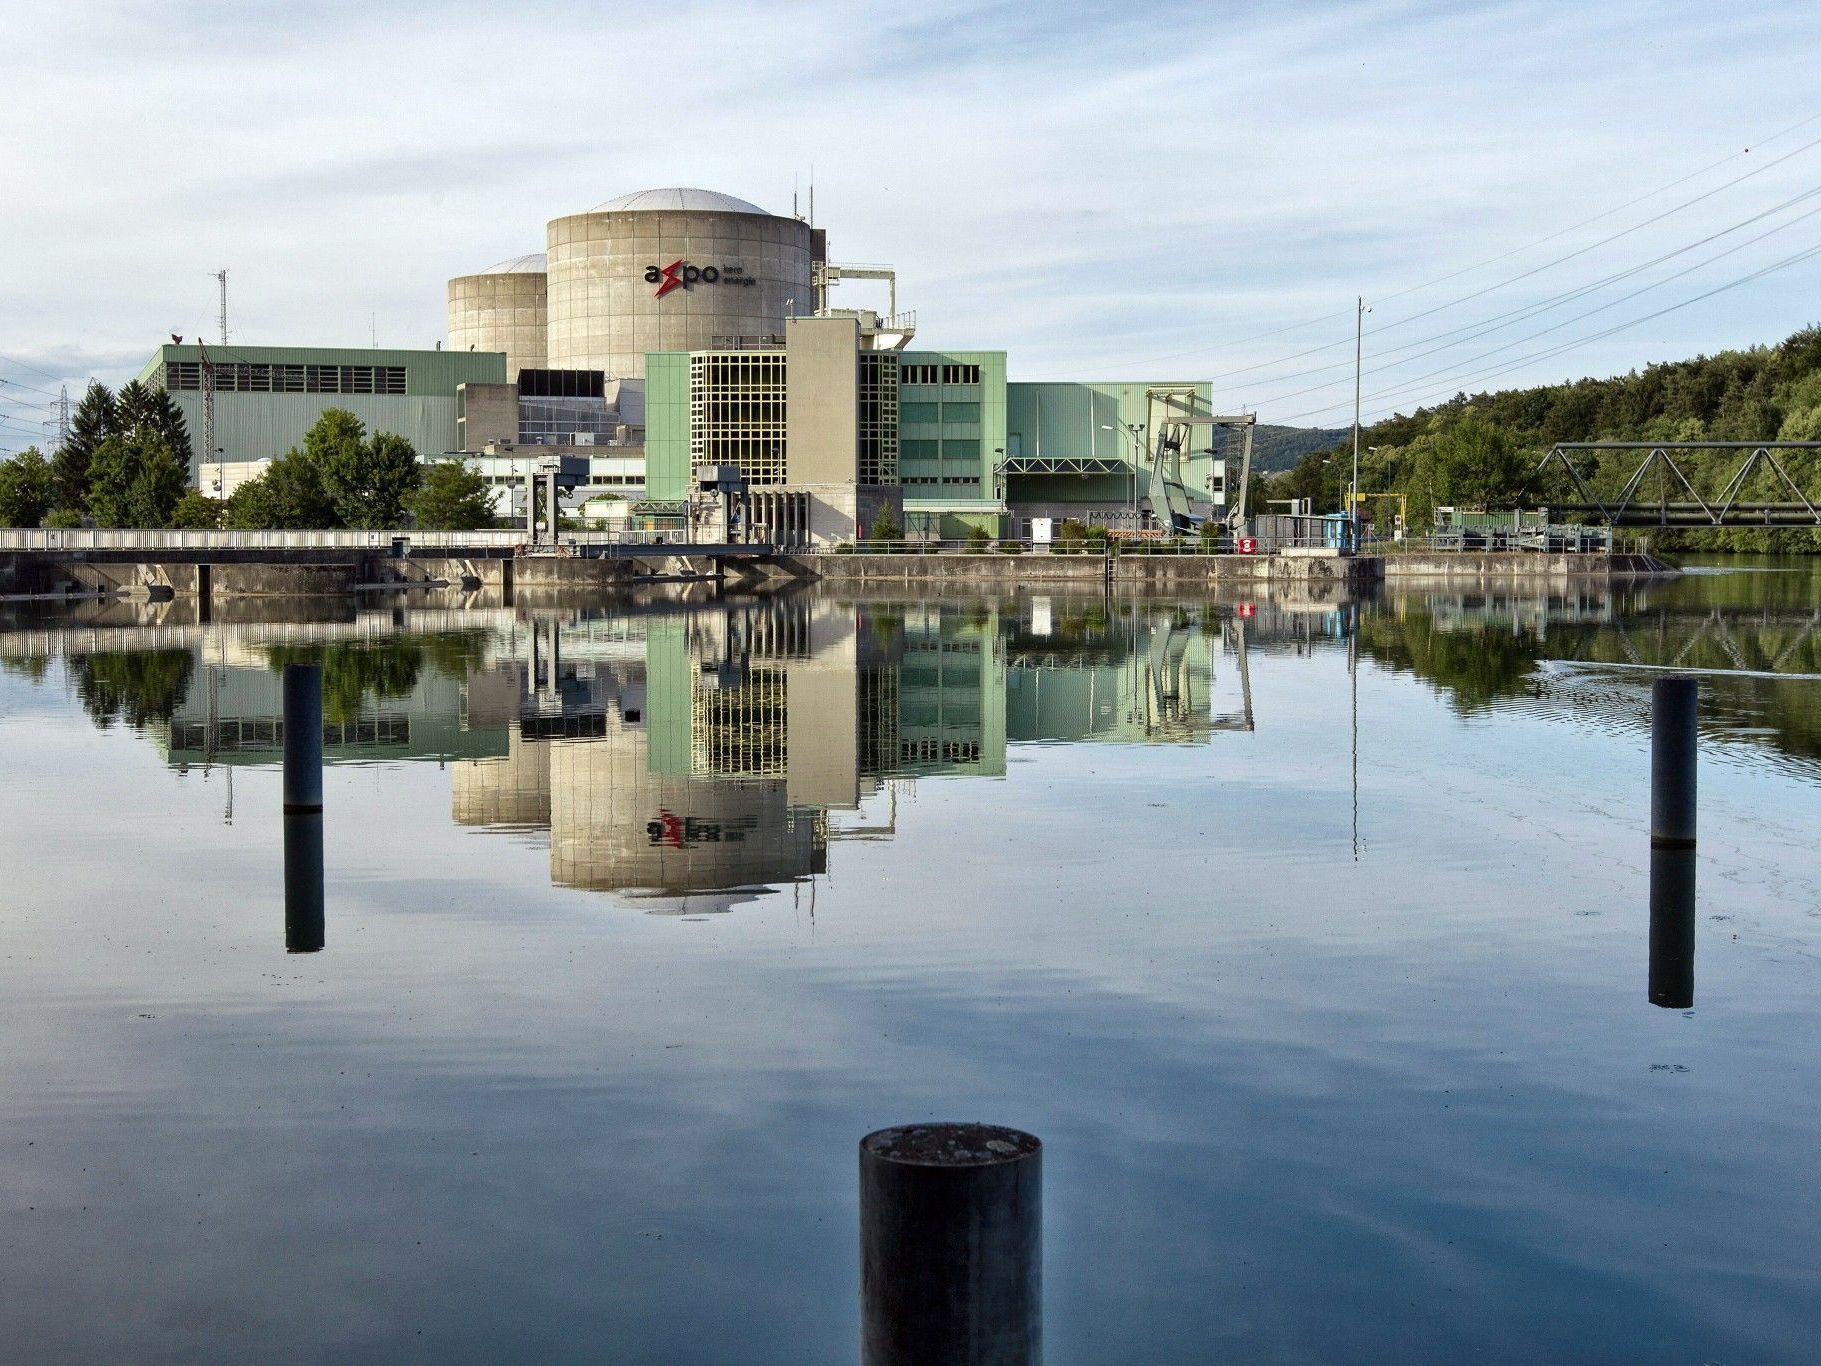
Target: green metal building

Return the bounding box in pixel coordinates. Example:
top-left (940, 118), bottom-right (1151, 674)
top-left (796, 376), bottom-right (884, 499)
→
top-left (136, 344), bottom-right (507, 485)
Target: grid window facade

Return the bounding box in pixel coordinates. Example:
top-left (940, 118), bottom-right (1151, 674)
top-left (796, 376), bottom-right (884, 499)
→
top-left (691, 351), bottom-right (788, 486)
top-left (858, 352), bottom-right (899, 485)
top-left (691, 666), bottom-right (788, 777)
top-left (164, 361), bottom-right (406, 395)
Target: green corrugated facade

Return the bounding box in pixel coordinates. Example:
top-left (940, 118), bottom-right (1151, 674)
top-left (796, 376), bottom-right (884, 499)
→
top-left (643, 352), bottom-right (693, 503)
top-left (136, 345), bottom-right (506, 483)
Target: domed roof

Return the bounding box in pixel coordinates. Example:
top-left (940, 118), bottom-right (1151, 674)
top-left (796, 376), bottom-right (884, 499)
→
top-left (589, 187), bottom-right (770, 215)
top-left (480, 252), bottom-right (547, 274)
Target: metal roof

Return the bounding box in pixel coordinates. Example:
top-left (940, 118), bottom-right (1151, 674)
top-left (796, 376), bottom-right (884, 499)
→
top-left (481, 252), bottom-right (547, 274)
top-left (588, 187), bottom-right (771, 215)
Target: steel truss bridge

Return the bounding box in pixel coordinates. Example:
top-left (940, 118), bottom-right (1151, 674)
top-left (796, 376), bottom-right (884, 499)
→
top-left (1517, 441), bottom-right (1821, 527)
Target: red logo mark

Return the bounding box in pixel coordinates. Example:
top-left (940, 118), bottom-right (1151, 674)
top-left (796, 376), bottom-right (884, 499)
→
top-left (654, 259), bottom-right (685, 298)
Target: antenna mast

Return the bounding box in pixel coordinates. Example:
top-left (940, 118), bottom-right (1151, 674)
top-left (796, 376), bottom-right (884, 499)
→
top-left (197, 339), bottom-right (218, 495)
top-left (214, 269), bottom-right (228, 345)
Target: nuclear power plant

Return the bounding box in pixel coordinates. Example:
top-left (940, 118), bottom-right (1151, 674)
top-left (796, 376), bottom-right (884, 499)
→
top-left (138, 185), bottom-right (1229, 541)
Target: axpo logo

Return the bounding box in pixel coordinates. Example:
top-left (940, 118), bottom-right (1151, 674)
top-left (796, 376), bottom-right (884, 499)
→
top-left (643, 260), bottom-right (755, 297)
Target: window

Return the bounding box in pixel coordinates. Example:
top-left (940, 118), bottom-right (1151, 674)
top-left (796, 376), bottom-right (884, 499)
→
top-left (520, 368), bottom-right (605, 399)
top-left (941, 363), bottom-right (981, 385)
top-left (942, 439), bottom-right (980, 463)
top-left (901, 438), bottom-right (940, 463)
top-left (164, 361), bottom-right (405, 395)
top-left (900, 401), bottom-right (939, 425)
top-left (901, 363), bottom-right (941, 385)
top-left (942, 401), bottom-right (980, 424)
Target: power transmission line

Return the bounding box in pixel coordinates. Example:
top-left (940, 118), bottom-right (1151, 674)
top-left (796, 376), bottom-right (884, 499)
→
top-left (1123, 113), bottom-right (1821, 380)
top-left (1265, 239), bottom-right (1821, 427)
top-left (1244, 191), bottom-right (1821, 412)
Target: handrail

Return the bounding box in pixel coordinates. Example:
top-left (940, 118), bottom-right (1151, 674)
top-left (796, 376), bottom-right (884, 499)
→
top-left (0, 527), bottom-right (679, 551)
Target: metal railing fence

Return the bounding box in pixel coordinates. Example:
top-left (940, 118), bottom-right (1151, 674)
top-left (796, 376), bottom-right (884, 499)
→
top-left (0, 527), bottom-right (693, 552)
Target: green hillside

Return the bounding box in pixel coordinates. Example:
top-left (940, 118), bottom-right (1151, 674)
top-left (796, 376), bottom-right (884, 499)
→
top-left (1269, 325), bottom-right (1821, 549)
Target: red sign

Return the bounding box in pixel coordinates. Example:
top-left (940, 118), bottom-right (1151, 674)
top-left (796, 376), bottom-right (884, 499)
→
top-left (650, 260), bottom-right (686, 298)
top-left (1238, 602), bottom-right (1257, 619)
top-left (1237, 537), bottom-right (1258, 554)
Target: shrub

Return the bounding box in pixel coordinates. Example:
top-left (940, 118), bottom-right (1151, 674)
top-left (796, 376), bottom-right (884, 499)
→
top-left (998, 539), bottom-right (1025, 554)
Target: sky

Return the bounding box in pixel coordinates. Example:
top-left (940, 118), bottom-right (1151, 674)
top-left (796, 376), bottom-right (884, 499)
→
top-left (3, 0), bottom-right (1821, 452)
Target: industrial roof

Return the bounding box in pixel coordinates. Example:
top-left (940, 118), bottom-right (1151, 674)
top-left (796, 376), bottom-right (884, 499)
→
top-left (481, 252), bottom-right (547, 274)
top-left (589, 187), bottom-right (770, 215)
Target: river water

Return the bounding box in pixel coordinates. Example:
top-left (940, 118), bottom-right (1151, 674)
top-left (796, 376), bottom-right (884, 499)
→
top-left (0, 560), bottom-right (1817, 1363)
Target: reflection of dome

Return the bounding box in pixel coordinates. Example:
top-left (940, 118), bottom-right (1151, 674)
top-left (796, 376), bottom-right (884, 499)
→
top-left (588, 187), bottom-right (769, 214)
top-left (624, 887), bottom-right (774, 916)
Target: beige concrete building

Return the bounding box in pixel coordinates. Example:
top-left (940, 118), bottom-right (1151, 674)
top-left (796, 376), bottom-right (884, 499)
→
top-left (446, 254), bottom-right (547, 380)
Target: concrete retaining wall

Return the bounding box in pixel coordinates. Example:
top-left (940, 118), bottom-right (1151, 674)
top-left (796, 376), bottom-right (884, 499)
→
top-left (1381, 551), bottom-right (1675, 580)
top-left (810, 553), bottom-right (1110, 583)
top-left (1113, 554), bottom-right (1384, 587)
top-left (209, 563), bottom-right (358, 597)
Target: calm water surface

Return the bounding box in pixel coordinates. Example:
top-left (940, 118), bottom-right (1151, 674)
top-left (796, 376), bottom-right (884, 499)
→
top-left (1, 563), bottom-right (1818, 1363)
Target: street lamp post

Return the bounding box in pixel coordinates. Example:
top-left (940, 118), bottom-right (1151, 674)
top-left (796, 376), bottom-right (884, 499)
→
top-left (1351, 297), bottom-right (1370, 540)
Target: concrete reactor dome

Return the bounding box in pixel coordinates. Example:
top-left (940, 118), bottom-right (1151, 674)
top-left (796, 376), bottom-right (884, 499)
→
top-left (589, 187), bottom-right (770, 215)
top-left (448, 253), bottom-right (548, 379)
top-left (545, 187), bottom-right (813, 380)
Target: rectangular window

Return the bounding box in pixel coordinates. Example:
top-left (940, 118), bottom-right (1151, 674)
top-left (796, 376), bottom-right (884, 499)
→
top-left (901, 363), bottom-right (941, 385)
top-left (900, 401), bottom-right (939, 425)
top-left (901, 438), bottom-right (940, 463)
top-left (941, 401), bottom-right (980, 424)
top-left (942, 439), bottom-right (980, 463)
top-left (941, 363), bottom-right (981, 385)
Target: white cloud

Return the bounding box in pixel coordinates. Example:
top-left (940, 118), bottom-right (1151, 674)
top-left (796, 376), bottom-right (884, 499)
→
top-left (2, 0), bottom-right (1819, 434)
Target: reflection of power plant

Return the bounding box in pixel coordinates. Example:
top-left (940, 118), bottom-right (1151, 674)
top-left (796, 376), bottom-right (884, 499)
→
top-left (25, 594), bottom-right (1283, 910)
top-left (445, 597), bottom-right (1259, 906)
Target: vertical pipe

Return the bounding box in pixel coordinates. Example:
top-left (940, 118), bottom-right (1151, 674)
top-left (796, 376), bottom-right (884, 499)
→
top-left (283, 811), bottom-right (325, 953)
top-left (282, 663), bottom-right (323, 815)
top-left (1648, 844), bottom-right (1695, 1008)
top-left (1651, 676), bottom-right (1697, 848)
top-left (860, 1123), bottom-right (1041, 1366)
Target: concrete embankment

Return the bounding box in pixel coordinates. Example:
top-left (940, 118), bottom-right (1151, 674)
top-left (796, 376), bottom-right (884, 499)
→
top-left (810, 550), bottom-right (1676, 585)
top-left (1377, 550), bottom-right (1676, 580)
top-left (0, 549), bottom-right (713, 601)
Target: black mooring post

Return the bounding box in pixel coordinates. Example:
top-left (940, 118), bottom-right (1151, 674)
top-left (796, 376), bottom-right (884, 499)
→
top-left (1648, 844), bottom-right (1695, 1008)
top-left (282, 664), bottom-right (324, 815)
top-left (284, 811), bottom-right (325, 954)
top-left (860, 1123), bottom-right (1041, 1366)
top-left (1651, 676), bottom-right (1697, 849)
top-left (281, 662), bottom-right (325, 953)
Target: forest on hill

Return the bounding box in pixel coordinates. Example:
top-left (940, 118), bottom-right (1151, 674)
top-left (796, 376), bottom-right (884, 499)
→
top-left (1268, 324), bottom-right (1821, 548)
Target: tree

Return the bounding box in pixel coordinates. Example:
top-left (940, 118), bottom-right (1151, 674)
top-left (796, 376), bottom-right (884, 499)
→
top-left (86, 429), bottom-right (188, 528)
top-left (867, 509), bottom-right (900, 543)
top-left (52, 381), bottom-right (114, 515)
top-left (168, 491), bottom-right (222, 529)
top-left (146, 387), bottom-right (194, 471)
top-left (262, 448), bottom-right (339, 528)
top-left (0, 447), bottom-right (55, 528)
top-left (224, 474), bottom-right (284, 529)
top-left (114, 379), bottom-right (158, 435)
top-left (1413, 410), bottom-right (1526, 517)
top-left (405, 461), bottom-right (494, 530)
top-left (307, 409), bottom-right (421, 528)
